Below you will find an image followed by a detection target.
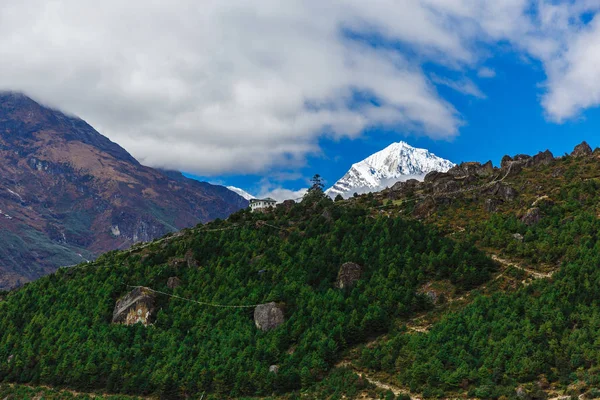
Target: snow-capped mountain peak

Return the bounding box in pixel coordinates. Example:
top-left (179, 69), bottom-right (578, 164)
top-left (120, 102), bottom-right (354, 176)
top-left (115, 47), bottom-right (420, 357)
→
top-left (326, 141), bottom-right (455, 198)
top-left (227, 186), bottom-right (255, 200)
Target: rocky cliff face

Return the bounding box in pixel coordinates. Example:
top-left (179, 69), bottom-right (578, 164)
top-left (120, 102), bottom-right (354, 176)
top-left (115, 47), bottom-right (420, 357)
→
top-left (0, 92), bottom-right (248, 289)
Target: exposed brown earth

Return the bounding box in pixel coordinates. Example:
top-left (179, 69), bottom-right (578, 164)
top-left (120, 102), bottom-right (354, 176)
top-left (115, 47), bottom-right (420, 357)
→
top-left (0, 92), bottom-right (247, 289)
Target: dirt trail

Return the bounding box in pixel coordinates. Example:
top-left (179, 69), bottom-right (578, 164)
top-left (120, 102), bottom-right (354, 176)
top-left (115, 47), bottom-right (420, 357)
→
top-left (335, 361), bottom-right (420, 400)
top-left (491, 255), bottom-right (554, 279)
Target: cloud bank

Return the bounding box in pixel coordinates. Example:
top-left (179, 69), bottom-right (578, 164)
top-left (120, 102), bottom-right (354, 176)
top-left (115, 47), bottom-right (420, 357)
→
top-left (0, 1), bottom-right (599, 175)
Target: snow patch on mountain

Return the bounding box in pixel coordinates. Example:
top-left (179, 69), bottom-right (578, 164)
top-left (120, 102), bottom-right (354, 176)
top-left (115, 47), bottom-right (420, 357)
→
top-left (227, 186), bottom-right (255, 200)
top-left (326, 142), bottom-right (455, 198)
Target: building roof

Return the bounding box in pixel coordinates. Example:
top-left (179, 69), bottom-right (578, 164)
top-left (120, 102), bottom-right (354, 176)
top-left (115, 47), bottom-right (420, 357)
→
top-left (250, 197), bottom-right (277, 203)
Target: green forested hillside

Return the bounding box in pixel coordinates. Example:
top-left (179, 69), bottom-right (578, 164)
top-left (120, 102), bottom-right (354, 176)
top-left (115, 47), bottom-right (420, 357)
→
top-left (0, 198), bottom-right (494, 398)
top-left (357, 152), bottom-right (600, 399)
top-left (5, 150), bottom-right (600, 399)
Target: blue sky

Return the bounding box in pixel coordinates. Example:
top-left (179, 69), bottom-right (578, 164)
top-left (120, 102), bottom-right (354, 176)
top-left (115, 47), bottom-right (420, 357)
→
top-left (195, 35), bottom-right (600, 198)
top-left (6, 1), bottom-right (600, 200)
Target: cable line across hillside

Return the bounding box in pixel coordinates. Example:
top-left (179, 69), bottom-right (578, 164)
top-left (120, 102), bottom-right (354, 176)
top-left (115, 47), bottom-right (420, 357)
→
top-left (127, 285), bottom-right (265, 309)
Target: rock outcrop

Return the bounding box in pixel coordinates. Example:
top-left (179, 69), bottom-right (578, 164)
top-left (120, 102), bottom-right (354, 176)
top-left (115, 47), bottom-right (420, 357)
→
top-left (254, 302), bottom-right (285, 332)
top-left (269, 365), bottom-right (280, 374)
top-left (112, 287), bottom-right (156, 326)
top-left (335, 262), bottom-right (363, 289)
top-left (572, 141), bottom-right (593, 158)
top-left (521, 207), bottom-right (541, 226)
top-left (167, 276), bottom-right (182, 289)
top-left (488, 182), bottom-right (518, 202)
top-left (485, 198), bottom-right (501, 213)
top-left (530, 150), bottom-right (554, 167)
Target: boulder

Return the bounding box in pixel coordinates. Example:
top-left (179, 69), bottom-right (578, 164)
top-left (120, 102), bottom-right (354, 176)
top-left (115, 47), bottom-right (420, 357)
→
top-left (571, 141), bottom-right (593, 157)
top-left (521, 207), bottom-right (541, 226)
top-left (335, 262), bottom-right (363, 289)
top-left (484, 198), bottom-right (501, 213)
top-left (269, 365), bottom-right (280, 374)
top-left (321, 209), bottom-right (333, 222)
top-left (168, 258), bottom-right (187, 268)
top-left (254, 302), bottom-right (285, 332)
top-left (112, 287), bottom-right (156, 326)
top-left (184, 249), bottom-right (198, 268)
top-left (167, 276), bottom-right (182, 289)
top-left (513, 233), bottom-right (524, 242)
top-left (489, 182), bottom-right (517, 202)
top-left (425, 290), bottom-right (438, 304)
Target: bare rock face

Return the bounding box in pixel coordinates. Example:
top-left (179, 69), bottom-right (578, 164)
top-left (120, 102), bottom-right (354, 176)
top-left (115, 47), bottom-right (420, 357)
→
top-left (488, 182), bottom-right (518, 202)
top-left (254, 302), bottom-right (285, 332)
top-left (530, 150), bottom-right (554, 167)
top-left (501, 155), bottom-right (514, 168)
top-left (184, 249), bottom-right (198, 268)
top-left (167, 276), bottom-right (182, 289)
top-left (521, 207), bottom-right (541, 226)
top-left (484, 198), bottom-right (501, 213)
top-left (335, 262), bottom-right (363, 289)
top-left (513, 154), bottom-right (531, 162)
top-left (391, 179), bottom-right (421, 194)
top-left (572, 141), bottom-right (593, 157)
top-left (424, 171), bottom-right (453, 183)
top-left (112, 287), bottom-right (156, 326)
top-left (478, 161), bottom-right (495, 176)
top-left (168, 258), bottom-right (187, 268)
top-left (431, 179), bottom-right (459, 194)
top-left (447, 162), bottom-right (482, 178)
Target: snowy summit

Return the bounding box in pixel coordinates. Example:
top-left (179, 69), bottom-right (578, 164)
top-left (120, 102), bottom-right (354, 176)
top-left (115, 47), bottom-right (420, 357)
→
top-left (326, 142), bottom-right (455, 198)
top-left (227, 186), bottom-right (255, 200)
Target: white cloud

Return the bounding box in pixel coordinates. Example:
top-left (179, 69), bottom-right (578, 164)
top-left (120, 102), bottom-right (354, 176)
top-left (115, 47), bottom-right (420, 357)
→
top-left (257, 188), bottom-right (308, 203)
top-left (431, 74), bottom-right (486, 98)
top-left (1, 0), bottom-right (600, 176)
top-left (477, 67), bottom-right (496, 78)
top-left (0, 0), bottom-right (476, 176)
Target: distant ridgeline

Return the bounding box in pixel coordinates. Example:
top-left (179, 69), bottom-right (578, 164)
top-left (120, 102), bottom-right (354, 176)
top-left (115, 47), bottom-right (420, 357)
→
top-left (0, 197), bottom-right (494, 398)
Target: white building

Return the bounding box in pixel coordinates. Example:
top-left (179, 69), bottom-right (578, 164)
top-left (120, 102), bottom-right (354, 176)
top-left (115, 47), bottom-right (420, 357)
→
top-left (249, 198), bottom-right (277, 212)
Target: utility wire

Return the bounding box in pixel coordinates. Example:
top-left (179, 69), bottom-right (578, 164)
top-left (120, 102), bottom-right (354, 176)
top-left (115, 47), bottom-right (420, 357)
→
top-left (127, 285), bottom-right (264, 309)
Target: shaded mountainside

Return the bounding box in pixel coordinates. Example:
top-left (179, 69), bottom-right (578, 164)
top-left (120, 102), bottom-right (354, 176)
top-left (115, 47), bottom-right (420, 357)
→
top-left (0, 92), bottom-right (247, 289)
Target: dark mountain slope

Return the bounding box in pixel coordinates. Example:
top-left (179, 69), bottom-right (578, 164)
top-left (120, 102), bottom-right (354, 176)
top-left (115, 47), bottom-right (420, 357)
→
top-left (0, 92), bottom-right (247, 289)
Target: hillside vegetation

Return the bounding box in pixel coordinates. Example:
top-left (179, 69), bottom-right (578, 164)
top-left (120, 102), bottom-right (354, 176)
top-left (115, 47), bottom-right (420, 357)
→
top-left (3, 143), bottom-right (600, 399)
top-left (0, 196), bottom-right (493, 399)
